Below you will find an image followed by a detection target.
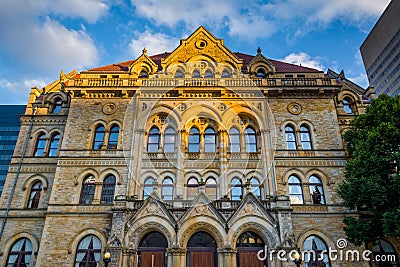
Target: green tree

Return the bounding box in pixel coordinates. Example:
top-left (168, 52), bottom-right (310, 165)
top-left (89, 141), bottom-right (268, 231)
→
top-left (338, 94), bottom-right (400, 246)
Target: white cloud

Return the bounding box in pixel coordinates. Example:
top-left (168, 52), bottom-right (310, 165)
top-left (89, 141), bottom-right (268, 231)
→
top-left (131, 0), bottom-right (390, 40)
top-left (281, 52), bottom-right (325, 71)
top-left (0, 77), bottom-right (49, 104)
top-left (45, 0), bottom-right (109, 24)
top-left (131, 0), bottom-right (276, 40)
top-left (129, 30), bottom-right (179, 58)
top-left (0, 1), bottom-right (100, 73)
top-left (348, 73), bottom-right (369, 88)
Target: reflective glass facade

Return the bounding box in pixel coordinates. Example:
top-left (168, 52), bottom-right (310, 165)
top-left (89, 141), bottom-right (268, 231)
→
top-left (0, 105), bottom-right (25, 196)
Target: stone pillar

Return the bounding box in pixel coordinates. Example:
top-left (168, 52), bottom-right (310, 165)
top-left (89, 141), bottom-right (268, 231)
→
top-left (275, 195), bottom-right (294, 248)
top-left (168, 247), bottom-right (186, 267)
top-left (303, 182), bottom-right (312, 204)
top-left (219, 129), bottom-right (228, 197)
top-left (218, 246), bottom-right (236, 267)
top-left (92, 181), bottom-right (103, 204)
top-left (128, 129), bottom-right (145, 197)
top-left (176, 129), bottom-right (186, 199)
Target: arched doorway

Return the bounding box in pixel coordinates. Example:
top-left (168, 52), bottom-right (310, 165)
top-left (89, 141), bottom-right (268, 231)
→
top-left (236, 231), bottom-right (267, 267)
top-left (187, 231), bottom-right (217, 267)
top-left (138, 231), bottom-right (167, 267)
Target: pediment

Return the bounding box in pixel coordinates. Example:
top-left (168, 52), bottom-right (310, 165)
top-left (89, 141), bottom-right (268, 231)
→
top-left (128, 49), bottom-right (159, 76)
top-left (127, 192), bottom-right (176, 225)
top-left (178, 191), bottom-right (225, 225)
top-left (161, 26), bottom-right (243, 70)
top-left (227, 192), bottom-right (276, 226)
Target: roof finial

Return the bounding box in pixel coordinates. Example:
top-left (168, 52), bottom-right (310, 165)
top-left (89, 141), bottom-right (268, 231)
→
top-left (60, 70), bottom-right (66, 82)
top-left (257, 47), bottom-right (262, 54)
top-left (142, 47), bottom-right (147, 55)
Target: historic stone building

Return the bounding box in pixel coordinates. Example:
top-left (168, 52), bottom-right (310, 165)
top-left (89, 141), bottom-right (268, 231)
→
top-left (0, 27), bottom-right (398, 267)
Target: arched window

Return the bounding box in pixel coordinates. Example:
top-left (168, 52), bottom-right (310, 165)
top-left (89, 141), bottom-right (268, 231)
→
top-left (34, 133), bottom-right (46, 156)
top-left (204, 69), bottom-right (213, 78)
top-left (309, 175), bottom-right (325, 204)
top-left (205, 177), bottom-right (217, 199)
top-left (249, 177), bottom-right (261, 199)
top-left (48, 133), bottom-right (60, 157)
top-left (147, 127), bottom-right (160, 152)
top-left (52, 98), bottom-right (62, 114)
top-left (343, 97), bottom-right (354, 114)
top-left (161, 178), bottom-right (174, 200)
top-left (101, 175), bottom-right (116, 204)
top-left (245, 127), bottom-right (257, 152)
top-left (372, 239), bottom-right (399, 267)
top-left (192, 69), bottom-right (201, 78)
top-left (229, 127), bottom-right (241, 152)
top-left (139, 70), bottom-right (149, 78)
top-left (187, 177), bottom-right (199, 199)
top-left (204, 127), bottom-right (216, 153)
top-left (108, 125), bottom-right (119, 149)
top-left (188, 127), bottom-right (200, 153)
top-left (163, 127), bottom-right (176, 153)
top-left (80, 175), bottom-right (96, 204)
top-left (231, 178), bottom-right (242, 200)
top-left (27, 181), bottom-right (42, 209)
top-left (236, 231), bottom-right (264, 247)
top-left (74, 235), bottom-right (102, 267)
top-left (92, 125), bottom-right (105, 150)
top-left (300, 125), bottom-right (312, 150)
top-left (6, 238), bottom-right (32, 266)
top-left (139, 231), bottom-right (168, 248)
top-left (256, 68), bottom-right (266, 78)
top-left (288, 175), bottom-right (303, 204)
top-left (174, 70), bottom-right (184, 78)
top-left (303, 235), bottom-right (330, 267)
top-left (221, 69), bottom-right (232, 78)
top-left (143, 177), bottom-right (154, 200)
top-left (285, 125), bottom-right (297, 150)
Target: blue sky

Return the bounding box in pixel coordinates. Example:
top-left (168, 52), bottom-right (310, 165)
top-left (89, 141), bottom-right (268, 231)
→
top-left (0, 0), bottom-right (391, 104)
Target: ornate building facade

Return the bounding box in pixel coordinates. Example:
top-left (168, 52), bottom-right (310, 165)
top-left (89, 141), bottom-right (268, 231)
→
top-left (0, 27), bottom-right (398, 267)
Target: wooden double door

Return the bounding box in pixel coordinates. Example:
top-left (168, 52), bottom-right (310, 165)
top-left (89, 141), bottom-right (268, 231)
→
top-left (187, 247), bottom-right (217, 267)
top-left (237, 247), bottom-right (266, 267)
top-left (139, 249), bottom-right (166, 267)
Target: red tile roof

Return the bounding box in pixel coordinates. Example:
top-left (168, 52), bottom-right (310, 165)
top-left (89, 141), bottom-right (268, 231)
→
top-left (85, 52), bottom-right (321, 73)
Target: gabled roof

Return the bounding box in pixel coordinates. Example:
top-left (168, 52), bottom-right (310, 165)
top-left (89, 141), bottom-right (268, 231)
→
top-left (85, 52), bottom-right (321, 73)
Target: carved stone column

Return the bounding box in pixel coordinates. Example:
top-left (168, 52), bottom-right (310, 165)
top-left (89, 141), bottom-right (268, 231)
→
top-left (302, 182), bottom-right (312, 204)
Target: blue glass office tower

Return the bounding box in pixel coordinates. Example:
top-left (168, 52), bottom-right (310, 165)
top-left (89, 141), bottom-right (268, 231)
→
top-left (0, 105), bottom-right (25, 196)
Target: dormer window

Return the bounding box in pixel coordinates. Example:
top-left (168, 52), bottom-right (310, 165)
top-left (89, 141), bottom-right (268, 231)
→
top-left (343, 97), bottom-right (354, 114)
top-left (52, 98), bottom-right (62, 114)
top-left (256, 68), bottom-right (266, 78)
top-left (139, 70), bottom-right (149, 78)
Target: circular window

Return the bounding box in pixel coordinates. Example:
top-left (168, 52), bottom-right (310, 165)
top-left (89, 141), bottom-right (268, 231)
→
top-left (195, 39), bottom-right (208, 49)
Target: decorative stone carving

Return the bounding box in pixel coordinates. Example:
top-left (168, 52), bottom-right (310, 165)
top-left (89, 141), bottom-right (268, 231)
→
top-left (287, 102), bottom-right (302, 115)
top-left (102, 103), bottom-right (117, 115)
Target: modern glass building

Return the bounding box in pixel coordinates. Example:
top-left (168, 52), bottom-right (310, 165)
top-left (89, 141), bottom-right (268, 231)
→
top-left (0, 105), bottom-right (25, 196)
top-left (360, 0), bottom-right (400, 96)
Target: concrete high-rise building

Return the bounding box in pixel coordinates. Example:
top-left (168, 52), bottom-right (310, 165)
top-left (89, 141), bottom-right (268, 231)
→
top-left (0, 105), bottom-right (25, 196)
top-left (0, 27), bottom-right (399, 267)
top-left (360, 0), bottom-right (400, 96)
